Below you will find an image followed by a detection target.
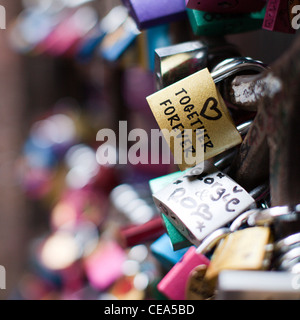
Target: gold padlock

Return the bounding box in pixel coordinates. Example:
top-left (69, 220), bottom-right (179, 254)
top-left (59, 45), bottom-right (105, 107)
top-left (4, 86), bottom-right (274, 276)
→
top-left (147, 58), bottom-right (267, 171)
top-left (205, 226), bottom-right (272, 281)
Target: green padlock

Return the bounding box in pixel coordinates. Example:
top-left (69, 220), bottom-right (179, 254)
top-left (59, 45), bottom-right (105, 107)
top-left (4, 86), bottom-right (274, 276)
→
top-left (187, 7), bottom-right (266, 36)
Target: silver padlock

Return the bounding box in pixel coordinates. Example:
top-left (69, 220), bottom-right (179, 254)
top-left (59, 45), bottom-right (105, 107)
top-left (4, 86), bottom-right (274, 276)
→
top-left (152, 162), bottom-right (256, 246)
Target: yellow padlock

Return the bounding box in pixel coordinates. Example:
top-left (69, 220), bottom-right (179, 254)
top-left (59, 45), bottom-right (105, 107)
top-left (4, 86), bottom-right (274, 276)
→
top-left (205, 227), bottom-right (271, 281)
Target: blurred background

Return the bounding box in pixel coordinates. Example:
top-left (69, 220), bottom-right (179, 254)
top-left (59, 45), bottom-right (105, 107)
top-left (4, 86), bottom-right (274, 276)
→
top-left (0, 0), bottom-right (297, 300)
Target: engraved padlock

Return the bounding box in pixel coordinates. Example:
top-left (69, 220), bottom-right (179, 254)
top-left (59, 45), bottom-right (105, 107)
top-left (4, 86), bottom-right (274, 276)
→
top-left (152, 162), bottom-right (256, 246)
top-left (187, 6), bottom-right (266, 36)
top-left (147, 57), bottom-right (267, 171)
top-left (185, 0), bottom-right (267, 14)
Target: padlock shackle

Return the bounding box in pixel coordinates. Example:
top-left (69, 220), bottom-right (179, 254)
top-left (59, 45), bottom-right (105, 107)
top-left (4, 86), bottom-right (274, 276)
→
top-left (211, 57), bottom-right (268, 84)
top-left (196, 227), bottom-right (231, 255)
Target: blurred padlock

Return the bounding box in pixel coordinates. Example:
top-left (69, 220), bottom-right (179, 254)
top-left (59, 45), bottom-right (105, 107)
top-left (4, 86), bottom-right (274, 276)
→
top-left (187, 7), bottom-right (266, 36)
top-left (150, 233), bottom-right (190, 270)
top-left (216, 270), bottom-right (300, 300)
top-left (263, 0), bottom-right (295, 34)
top-left (38, 6), bottom-right (98, 57)
top-left (121, 0), bottom-right (187, 30)
top-left (83, 240), bottom-right (126, 291)
top-left (99, 16), bottom-right (141, 62)
top-left (185, 0), bottom-right (266, 14)
top-left (118, 216), bottom-right (166, 248)
top-left (76, 5), bottom-right (129, 61)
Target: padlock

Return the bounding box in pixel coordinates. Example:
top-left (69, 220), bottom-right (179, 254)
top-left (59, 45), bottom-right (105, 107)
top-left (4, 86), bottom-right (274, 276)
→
top-left (187, 6), bottom-right (266, 36)
top-left (216, 270), bottom-right (300, 300)
top-left (117, 216), bottom-right (166, 248)
top-left (205, 226), bottom-right (271, 281)
top-left (146, 24), bottom-right (172, 72)
top-left (110, 183), bottom-right (159, 225)
top-left (147, 68), bottom-right (241, 171)
top-left (185, 0), bottom-right (267, 14)
top-left (121, 0), bottom-right (187, 30)
top-left (263, 0), bottom-right (296, 34)
top-left (83, 240), bottom-right (126, 291)
top-left (149, 145), bottom-right (262, 250)
top-left (37, 222), bottom-right (100, 292)
top-left (149, 170), bottom-right (193, 250)
top-left (152, 162), bottom-right (256, 246)
top-left (99, 16), bottom-right (141, 62)
top-left (154, 38), bottom-right (241, 89)
top-left (76, 5), bottom-right (129, 61)
top-left (148, 150), bottom-right (242, 251)
top-left (147, 57), bottom-right (266, 171)
top-left (38, 6), bottom-right (98, 57)
top-left (157, 246), bottom-right (210, 300)
top-left (157, 227), bottom-right (231, 300)
top-left (150, 233), bottom-right (190, 270)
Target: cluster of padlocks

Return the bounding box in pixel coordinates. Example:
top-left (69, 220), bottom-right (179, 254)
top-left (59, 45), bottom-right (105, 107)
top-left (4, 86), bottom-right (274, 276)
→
top-left (10, 0), bottom-right (300, 300)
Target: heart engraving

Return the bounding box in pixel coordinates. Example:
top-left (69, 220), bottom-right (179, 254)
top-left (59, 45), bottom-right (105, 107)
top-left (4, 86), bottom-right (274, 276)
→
top-left (191, 203), bottom-right (213, 220)
top-left (200, 97), bottom-right (222, 121)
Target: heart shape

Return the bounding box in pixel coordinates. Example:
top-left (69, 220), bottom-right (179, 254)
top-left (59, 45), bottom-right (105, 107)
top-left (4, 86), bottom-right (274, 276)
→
top-left (191, 203), bottom-right (213, 220)
top-left (200, 97), bottom-right (223, 121)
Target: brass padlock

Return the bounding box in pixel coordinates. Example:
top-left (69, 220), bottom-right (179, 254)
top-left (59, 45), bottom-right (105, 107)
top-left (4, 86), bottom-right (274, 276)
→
top-left (205, 227), bottom-right (272, 281)
top-left (147, 57), bottom-right (267, 171)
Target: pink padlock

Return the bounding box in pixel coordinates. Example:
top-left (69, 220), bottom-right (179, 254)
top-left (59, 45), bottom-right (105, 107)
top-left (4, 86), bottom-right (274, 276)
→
top-left (157, 246), bottom-right (210, 300)
top-left (185, 0), bottom-right (267, 14)
top-left (263, 0), bottom-right (296, 33)
top-left (84, 240), bottom-right (126, 291)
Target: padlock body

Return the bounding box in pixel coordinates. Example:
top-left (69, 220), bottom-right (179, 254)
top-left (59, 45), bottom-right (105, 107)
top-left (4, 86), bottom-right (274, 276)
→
top-left (153, 164), bottom-right (255, 246)
top-left (187, 7), bottom-right (266, 36)
top-left (157, 246), bottom-right (209, 300)
top-left (122, 0), bottom-right (187, 29)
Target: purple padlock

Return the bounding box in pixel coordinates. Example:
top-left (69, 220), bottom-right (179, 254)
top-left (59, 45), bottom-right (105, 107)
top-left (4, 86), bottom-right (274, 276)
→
top-left (185, 0), bottom-right (267, 14)
top-left (122, 0), bottom-right (187, 30)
